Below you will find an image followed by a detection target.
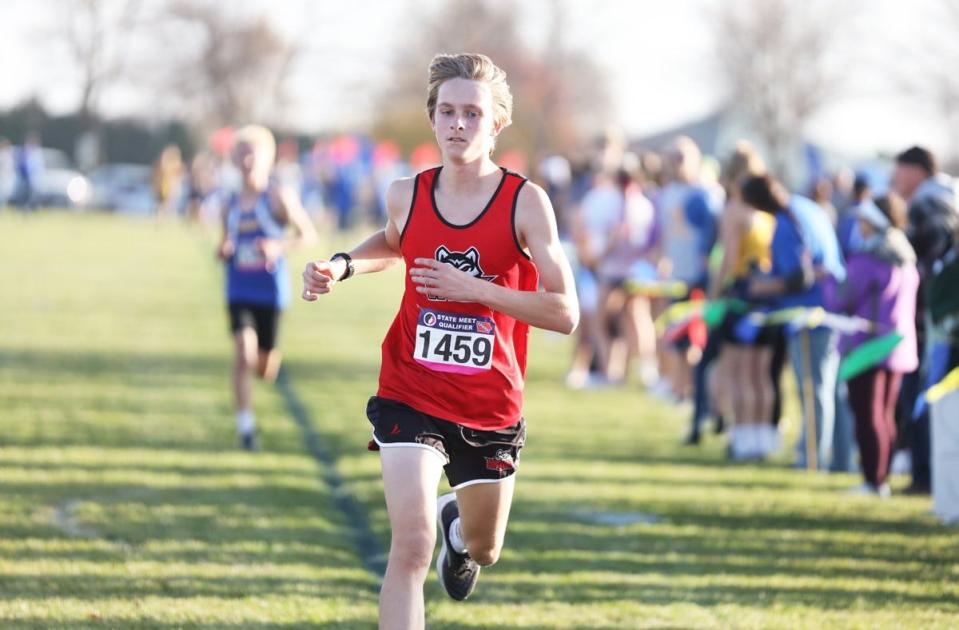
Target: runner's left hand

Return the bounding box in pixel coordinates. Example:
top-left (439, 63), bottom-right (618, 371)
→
top-left (410, 258), bottom-right (483, 302)
top-left (217, 239), bottom-right (235, 261)
top-left (256, 238), bottom-right (283, 272)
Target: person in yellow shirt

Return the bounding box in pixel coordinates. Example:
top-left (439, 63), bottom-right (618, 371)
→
top-left (708, 142), bottom-right (778, 459)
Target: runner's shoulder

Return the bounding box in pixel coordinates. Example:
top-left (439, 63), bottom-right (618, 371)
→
top-left (514, 179), bottom-right (554, 225)
top-left (267, 183), bottom-right (297, 222)
top-left (386, 176), bottom-right (416, 220)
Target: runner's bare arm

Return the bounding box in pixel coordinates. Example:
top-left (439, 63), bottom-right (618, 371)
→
top-left (216, 198), bottom-right (234, 260)
top-left (749, 250), bottom-right (814, 297)
top-left (409, 182), bottom-right (579, 334)
top-left (302, 177), bottom-right (412, 300)
top-left (709, 201), bottom-right (743, 300)
top-left (273, 185), bottom-right (318, 254)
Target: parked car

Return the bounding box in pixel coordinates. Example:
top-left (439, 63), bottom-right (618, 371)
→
top-left (13, 147), bottom-right (92, 209)
top-left (88, 163), bottom-right (155, 215)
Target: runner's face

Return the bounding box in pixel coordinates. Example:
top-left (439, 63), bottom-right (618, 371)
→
top-left (234, 141), bottom-right (271, 187)
top-left (234, 142), bottom-right (257, 178)
top-left (432, 78), bottom-right (498, 164)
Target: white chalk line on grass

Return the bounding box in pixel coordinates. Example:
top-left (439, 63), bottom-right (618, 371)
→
top-left (571, 509), bottom-right (663, 527)
top-left (49, 499), bottom-right (101, 539)
top-left (47, 496), bottom-right (135, 549)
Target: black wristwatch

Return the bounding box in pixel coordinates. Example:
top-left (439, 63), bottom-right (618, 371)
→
top-left (330, 252), bottom-right (354, 281)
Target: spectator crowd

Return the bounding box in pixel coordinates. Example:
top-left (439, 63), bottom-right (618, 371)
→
top-left (550, 132), bottom-right (958, 505)
top-left (4, 124), bottom-right (957, 510)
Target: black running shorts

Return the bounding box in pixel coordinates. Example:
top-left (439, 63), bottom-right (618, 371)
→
top-left (366, 396), bottom-right (525, 489)
top-left (228, 303), bottom-right (281, 351)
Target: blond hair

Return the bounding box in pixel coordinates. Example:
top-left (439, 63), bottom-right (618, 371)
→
top-left (721, 140), bottom-right (766, 197)
top-left (426, 53), bottom-right (513, 132)
top-left (667, 135), bottom-right (702, 184)
top-left (235, 125), bottom-right (276, 170)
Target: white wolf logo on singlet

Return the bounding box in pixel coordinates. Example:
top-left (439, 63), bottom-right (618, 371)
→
top-left (428, 246), bottom-right (498, 301)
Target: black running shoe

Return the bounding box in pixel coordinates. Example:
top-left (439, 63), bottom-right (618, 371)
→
top-left (435, 492), bottom-right (479, 601)
top-left (681, 429), bottom-right (701, 446)
top-left (239, 431), bottom-right (259, 452)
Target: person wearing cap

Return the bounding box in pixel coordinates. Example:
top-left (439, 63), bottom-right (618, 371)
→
top-left (836, 174), bottom-right (872, 259)
top-left (892, 146), bottom-right (959, 495)
top-left (828, 175), bottom-right (875, 473)
top-left (826, 194), bottom-right (919, 496)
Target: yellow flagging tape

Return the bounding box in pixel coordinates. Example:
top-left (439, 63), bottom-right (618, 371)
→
top-left (927, 366), bottom-right (959, 404)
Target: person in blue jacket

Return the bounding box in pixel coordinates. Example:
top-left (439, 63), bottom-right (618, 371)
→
top-left (742, 174), bottom-right (846, 469)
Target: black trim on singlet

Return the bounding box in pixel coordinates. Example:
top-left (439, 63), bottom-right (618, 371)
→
top-left (509, 176), bottom-right (532, 260)
top-left (398, 171), bottom-right (424, 245)
top-left (430, 166), bottom-right (508, 229)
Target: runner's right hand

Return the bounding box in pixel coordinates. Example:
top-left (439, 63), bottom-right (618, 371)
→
top-left (217, 239), bottom-right (235, 261)
top-left (302, 260), bottom-right (344, 301)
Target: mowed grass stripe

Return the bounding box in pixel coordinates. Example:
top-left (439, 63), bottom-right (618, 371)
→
top-left (277, 229), bottom-right (958, 627)
top-left (2, 213), bottom-right (958, 629)
top-left (0, 214), bottom-right (381, 627)
top-left (276, 368), bottom-right (387, 577)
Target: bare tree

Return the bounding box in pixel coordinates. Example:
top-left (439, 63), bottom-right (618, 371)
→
top-left (937, 4), bottom-right (959, 172)
top-left (155, 2), bottom-right (304, 131)
top-left (58, 0), bottom-right (144, 125)
top-left (895, 0), bottom-right (959, 171)
top-left (372, 0), bottom-right (610, 164)
top-left (711, 0), bottom-right (843, 180)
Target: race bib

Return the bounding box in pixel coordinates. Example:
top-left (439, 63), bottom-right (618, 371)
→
top-left (234, 241), bottom-right (266, 271)
top-left (414, 309), bottom-right (495, 375)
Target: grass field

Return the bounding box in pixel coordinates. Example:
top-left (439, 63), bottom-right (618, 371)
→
top-left (1, 212), bottom-right (956, 629)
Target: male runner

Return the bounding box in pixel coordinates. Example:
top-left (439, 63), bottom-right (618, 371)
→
top-left (219, 125), bottom-right (316, 450)
top-left (302, 53), bottom-right (578, 629)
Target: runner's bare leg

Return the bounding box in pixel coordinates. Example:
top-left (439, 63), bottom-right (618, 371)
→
top-left (379, 447), bottom-right (445, 630)
top-left (233, 327), bottom-right (257, 412)
top-left (455, 476), bottom-right (516, 566)
top-left (256, 348), bottom-right (282, 382)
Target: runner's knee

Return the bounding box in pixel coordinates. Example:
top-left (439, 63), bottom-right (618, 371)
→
top-left (256, 351), bottom-right (279, 381)
top-left (465, 540), bottom-right (501, 567)
top-left (234, 330), bottom-right (258, 369)
top-left (234, 349), bottom-right (256, 372)
top-left (389, 530), bottom-right (436, 575)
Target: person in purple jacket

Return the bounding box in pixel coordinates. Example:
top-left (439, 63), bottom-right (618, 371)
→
top-left (828, 193), bottom-right (919, 497)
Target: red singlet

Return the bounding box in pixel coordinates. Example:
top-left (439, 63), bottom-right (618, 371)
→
top-left (377, 166), bottom-right (539, 431)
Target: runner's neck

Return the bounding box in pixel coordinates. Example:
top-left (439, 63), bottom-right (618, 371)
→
top-left (240, 182), bottom-right (267, 206)
top-left (241, 173), bottom-right (268, 196)
top-left (439, 157), bottom-right (501, 196)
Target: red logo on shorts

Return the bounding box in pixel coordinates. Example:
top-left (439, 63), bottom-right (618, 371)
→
top-left (484, 449), bottom-right (515, 473)
top-left (390, 423), bottom-right (401, 436)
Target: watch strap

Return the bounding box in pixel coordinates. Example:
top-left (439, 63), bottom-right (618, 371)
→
top-left (330, 252), bottom-right (354, 281)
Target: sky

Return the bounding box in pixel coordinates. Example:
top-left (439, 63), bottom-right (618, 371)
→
top-left (1, 0), bottom-right (953, 160)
